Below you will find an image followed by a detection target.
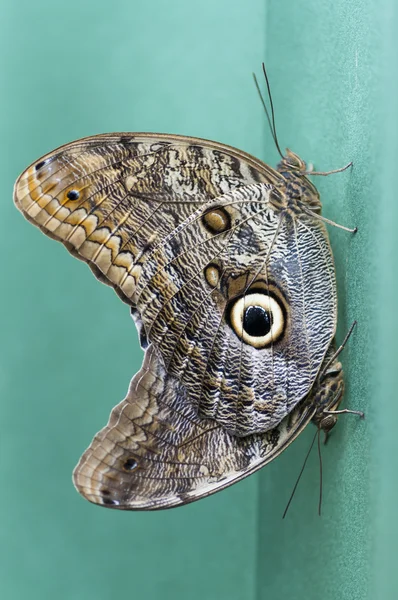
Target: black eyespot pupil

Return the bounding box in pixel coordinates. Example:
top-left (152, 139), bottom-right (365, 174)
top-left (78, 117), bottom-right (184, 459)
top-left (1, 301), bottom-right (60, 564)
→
top-left (243, 305), bottom-right (271, 337)
top-left (102, 497), bottom-right (119, 506)
top-left (35, 160), bottom-right (46, 171)
top-left (67, 189), bottom-right (80, 200)
top-left (123, 458), bottom-right (138, 471)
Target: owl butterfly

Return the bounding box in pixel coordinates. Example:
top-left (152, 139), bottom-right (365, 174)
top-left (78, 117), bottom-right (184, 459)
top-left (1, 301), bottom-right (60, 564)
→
top-left (14, 103), bottom-right (359, 509)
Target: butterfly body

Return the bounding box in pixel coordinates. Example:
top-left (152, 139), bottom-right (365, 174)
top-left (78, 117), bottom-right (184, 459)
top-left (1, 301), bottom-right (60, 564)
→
top-left (14, 133), bottom-right (345, 508)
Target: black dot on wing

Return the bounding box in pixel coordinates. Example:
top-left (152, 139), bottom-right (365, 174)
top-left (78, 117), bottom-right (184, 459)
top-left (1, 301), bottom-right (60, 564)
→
top-left (67, 189), bottom-right (80, 200)
top-left (102, 497), bottom-right (120, 506)
top-left (243, 305), bottom-right (271, 337)
top-left (123, 458), bottom-right (138, 471)
top-left (35, 160), bottom-right (46, 171)
top-left (101, 490), bottom-right (120, 506)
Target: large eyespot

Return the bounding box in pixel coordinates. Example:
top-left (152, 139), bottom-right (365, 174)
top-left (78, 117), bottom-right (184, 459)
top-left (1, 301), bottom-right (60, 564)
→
top-left (229, 292), bottom-right (285, 348)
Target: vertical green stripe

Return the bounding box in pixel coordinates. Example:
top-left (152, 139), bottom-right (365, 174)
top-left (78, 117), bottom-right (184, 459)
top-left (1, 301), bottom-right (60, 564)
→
top-left (372, 2), bottom-right (398, 598)
top-left (257, 1), bottom-right (377, 598)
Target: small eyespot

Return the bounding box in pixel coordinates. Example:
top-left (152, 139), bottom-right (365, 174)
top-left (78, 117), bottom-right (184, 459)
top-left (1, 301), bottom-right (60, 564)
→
top-left (102, 497), bottom-right (120, 506)
top-left (204, 264), bottom-right (220, 288)
top-left (229, 292), bottom-right (285, 348)
top-left (123, 457), bottom-right (138, 471)
top-left (202, 207), bottom-right (231, 234)
top-left (100, 490), bottom-right (120, 505)
top-left (67, 189), bottom-right (80, 201)
top-left (35, 160), bottom-right (47, 171)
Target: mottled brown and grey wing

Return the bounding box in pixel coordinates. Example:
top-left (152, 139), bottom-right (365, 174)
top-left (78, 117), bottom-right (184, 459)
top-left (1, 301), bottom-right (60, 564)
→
top-left (14, 133), bottom-right (337, 437)
top-left (73, 345), bottom-right (314, 510)
top-left (13, 132), bottom-right (279, 302)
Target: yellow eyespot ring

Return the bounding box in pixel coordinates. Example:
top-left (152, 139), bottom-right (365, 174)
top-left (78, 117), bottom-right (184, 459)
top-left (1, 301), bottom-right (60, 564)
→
top-left (229, 292), bottom-right (284, 348)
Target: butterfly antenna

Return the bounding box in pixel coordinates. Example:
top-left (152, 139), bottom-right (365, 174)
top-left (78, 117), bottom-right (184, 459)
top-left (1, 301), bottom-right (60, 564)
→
top-left (252, 74), bottom-right (277, 146)
top-left (282, 428), bottom-right (318, 519)
top-left (253, 70), bottom-right (284, 160)
top-left (262, 63), bottom-right (284, 159)
top-left (317, 428), bottom-right (323, 516)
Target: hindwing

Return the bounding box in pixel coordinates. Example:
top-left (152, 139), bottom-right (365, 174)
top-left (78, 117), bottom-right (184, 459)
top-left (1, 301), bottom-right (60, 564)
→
top-left (73, 345), bottom-right (316, 509)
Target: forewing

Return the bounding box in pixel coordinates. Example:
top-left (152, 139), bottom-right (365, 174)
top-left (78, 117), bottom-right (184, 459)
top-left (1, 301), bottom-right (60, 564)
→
top-left (73, 345), bottom-right (315, 510)
top-left (14, 132), bottom-right (280, 301)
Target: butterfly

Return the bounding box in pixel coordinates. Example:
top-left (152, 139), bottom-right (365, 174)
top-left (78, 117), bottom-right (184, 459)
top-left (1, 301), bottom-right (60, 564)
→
top-left (14, 117), bottom-right (358, 510)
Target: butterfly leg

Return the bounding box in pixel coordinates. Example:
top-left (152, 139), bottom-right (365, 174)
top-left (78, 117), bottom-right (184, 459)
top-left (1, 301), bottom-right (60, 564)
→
top-left (304, 162), bottom-right (353, 176)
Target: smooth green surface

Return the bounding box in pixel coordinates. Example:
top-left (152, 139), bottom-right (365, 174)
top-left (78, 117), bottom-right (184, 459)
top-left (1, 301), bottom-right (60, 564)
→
top-left (373, 2), bottom-right (398, 598)
top-left (1, 1), bottom-right (397, 599)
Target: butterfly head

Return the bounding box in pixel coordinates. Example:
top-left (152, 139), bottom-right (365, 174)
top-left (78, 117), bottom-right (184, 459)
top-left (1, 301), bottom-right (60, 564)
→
top-left (277, 149), bottom-right (307, 175)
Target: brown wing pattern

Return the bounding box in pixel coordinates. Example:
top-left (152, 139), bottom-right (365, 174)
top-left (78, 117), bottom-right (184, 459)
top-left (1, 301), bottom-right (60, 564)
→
top-left (14, 133), bottom-right (339, 506)
top-left (14, 133), bottom-right (337, 438)
top-left (14, 133), bottom-right (281, 301)
top-left (73, 345), bottom-right (315, 510)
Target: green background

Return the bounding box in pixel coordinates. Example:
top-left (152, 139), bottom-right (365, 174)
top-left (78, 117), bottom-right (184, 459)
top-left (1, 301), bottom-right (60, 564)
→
top-left (0, 1), bottom-right (396, 599)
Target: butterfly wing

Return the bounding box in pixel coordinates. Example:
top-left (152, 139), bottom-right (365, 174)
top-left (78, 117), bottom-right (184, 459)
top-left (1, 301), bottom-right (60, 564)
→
top-left (14, 133), bottom-right (281, 300)
top-left (73, 344), bottom-right (315, 509)
top-left (14, 132), bottom-right (336, 440)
